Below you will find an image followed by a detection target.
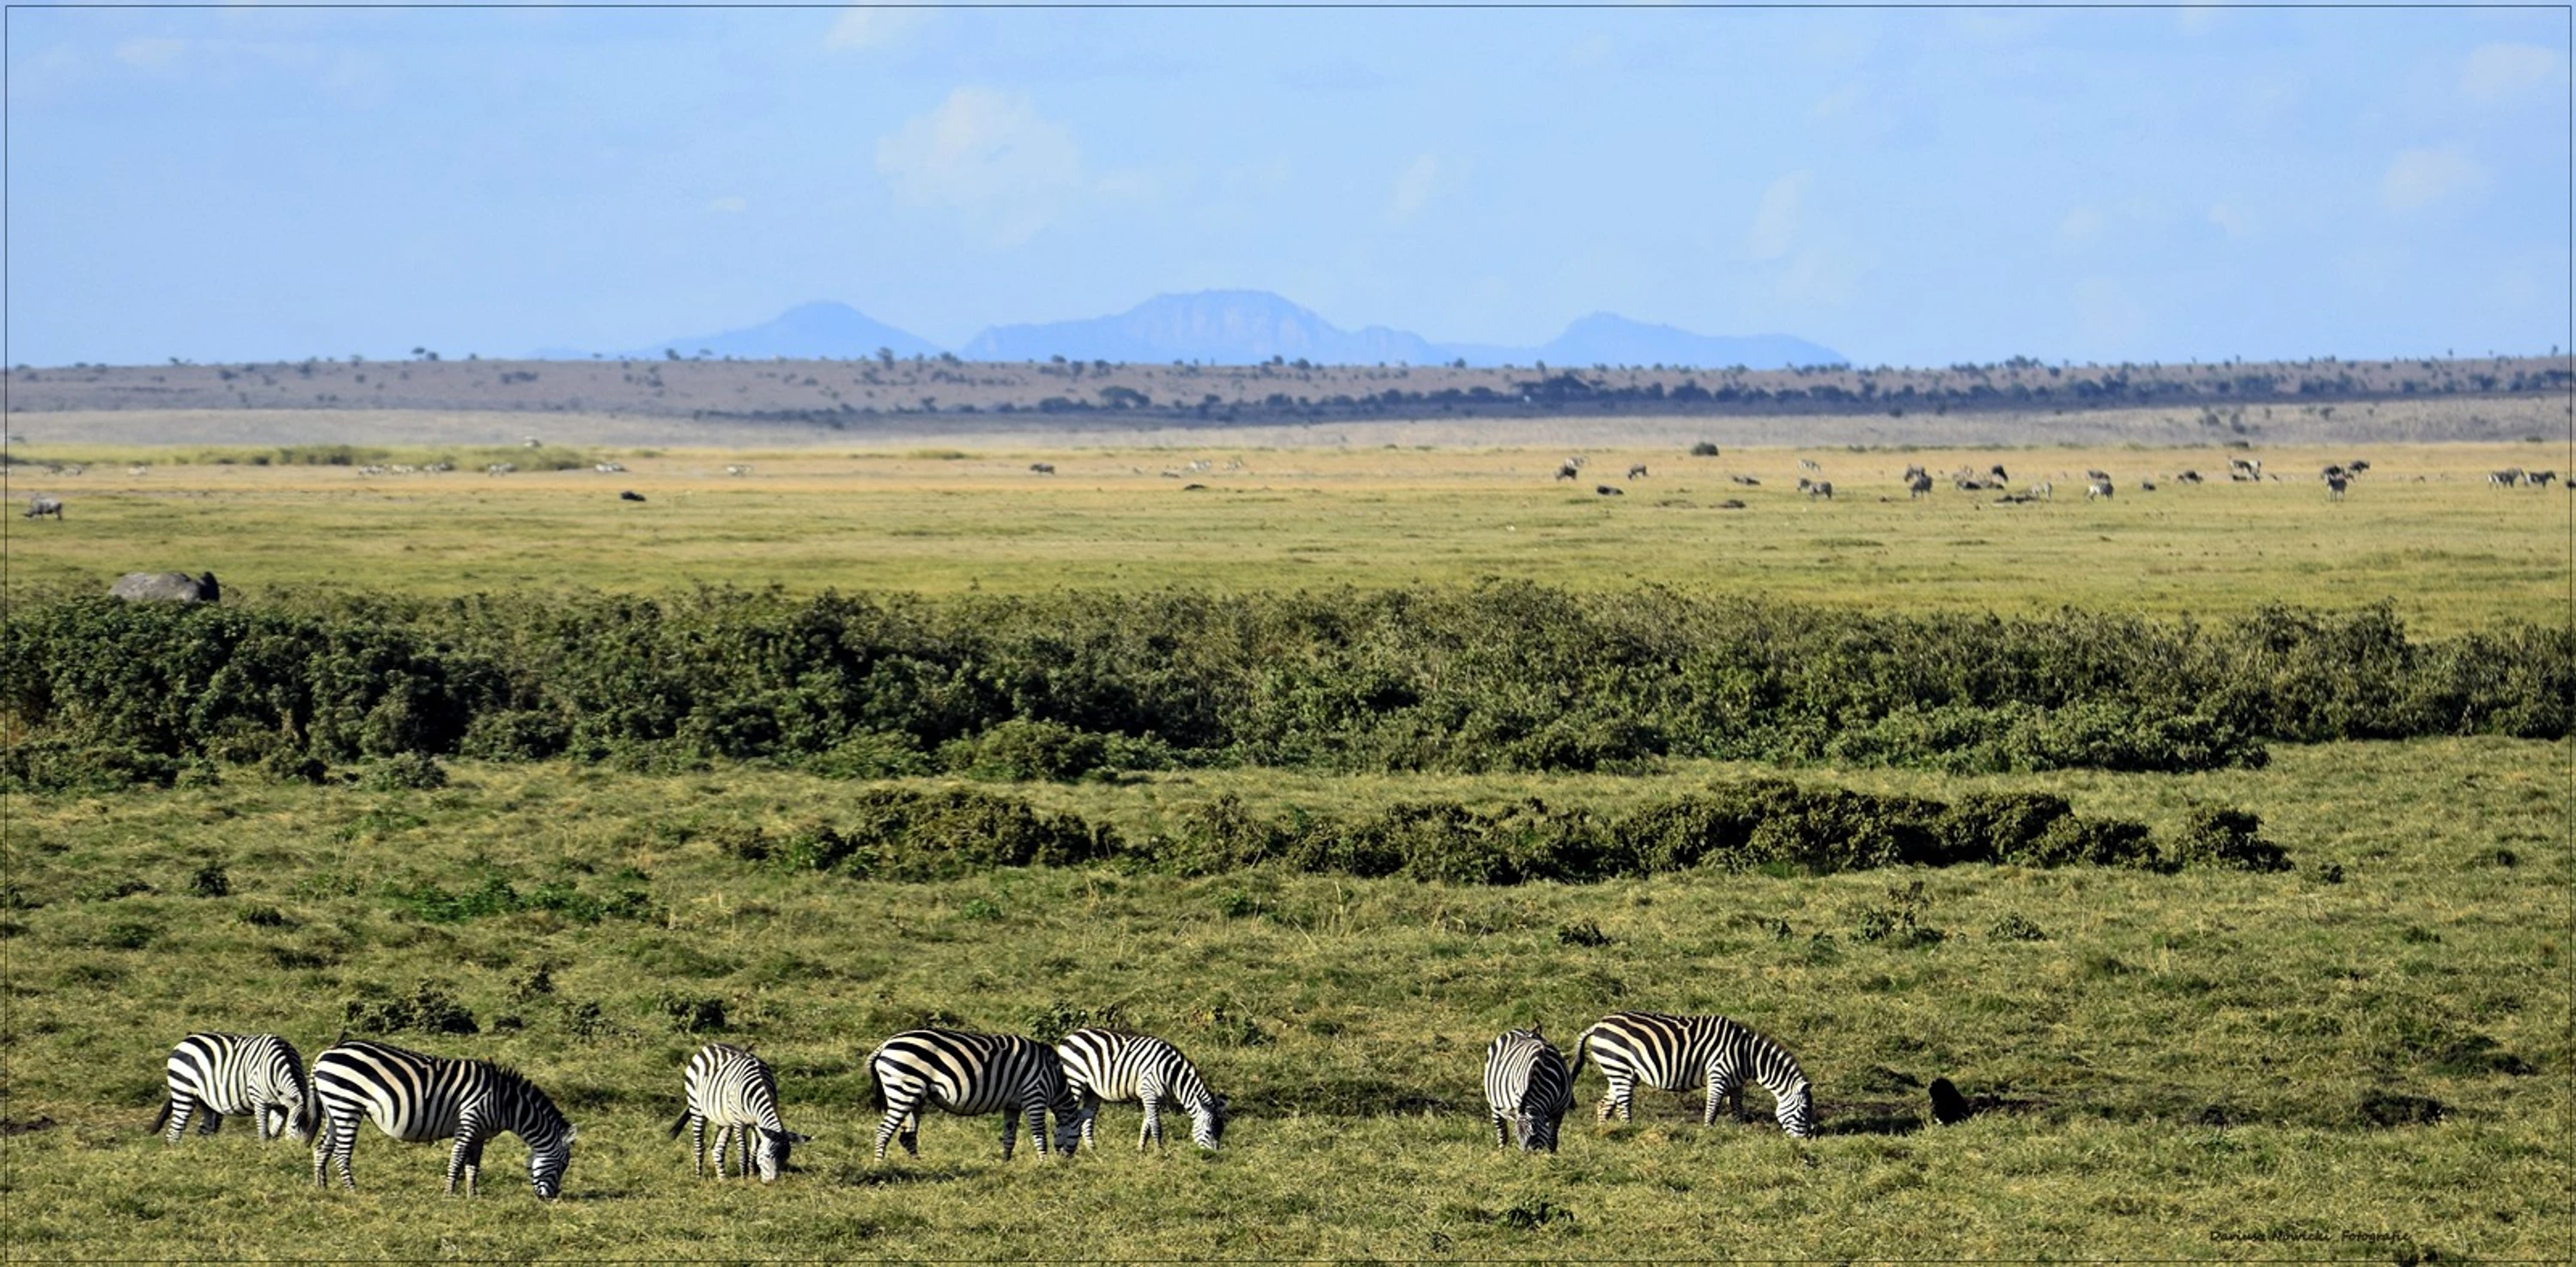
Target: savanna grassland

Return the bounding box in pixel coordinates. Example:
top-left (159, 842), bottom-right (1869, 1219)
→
top-left (2, 431), bottom-right (2569, 1261)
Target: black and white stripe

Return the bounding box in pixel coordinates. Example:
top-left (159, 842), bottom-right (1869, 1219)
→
top-left (1570, 1011), bottom-right (1814, 1139)
top-left (865, 1028), bottom-right (1079, 1161)
top-left (1055, 1027), bottom-right (1229, 1153)
top-left (150, 1032), bottom-right (315, 1145)
top-left (669, 1043), bottom-right (808, 1182)
top-left (1482, 1027), bottom-right (1573, 1154)
top-left (310, 1039), bottom-right (576, 1197)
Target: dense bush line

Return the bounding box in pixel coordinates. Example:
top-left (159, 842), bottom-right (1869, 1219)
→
top-left (695, 781), bottom-right (2283, 884)
top-left (3, 584), bottom-right (2567, 789)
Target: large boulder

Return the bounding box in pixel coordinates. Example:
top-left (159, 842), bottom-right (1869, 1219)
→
top-left (110, 571), bottom-right (220, 604)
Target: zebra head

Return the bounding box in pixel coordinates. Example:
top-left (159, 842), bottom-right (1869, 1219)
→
top-left (1193, 1094), bottom-right (1230, 1151)
top-left (752, 1127), bottom-right (811, 1183)
top-left (1776, 1082), bottom-right (1816, 1140)
top-left (528, 1124), bottom-right (574, 1199)
top-left (283, 1092), bottom-right (320, 1144)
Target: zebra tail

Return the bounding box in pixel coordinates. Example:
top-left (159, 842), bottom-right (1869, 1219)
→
top-left (1566, 1024), bottom-right (1598, 1085)
top-left (667, 1107), bottom-right (693, 1139)
top-left (148, 1097), bottom-right (173, 1137)
top-left (862, 1058), bottom-right (885, 1116)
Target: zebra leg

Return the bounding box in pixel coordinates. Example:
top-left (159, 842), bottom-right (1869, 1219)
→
top-left (1078, 1094), bottom-right (1101, 1154)
top-left (712, 1124), bottom-right (732, 1179)
top-left (447, 1110), bottom-right (488, 1196)
top-left (1492, 1109), bottom-right (1510, 1149)
top-left (690, 1117), bottom-right (707, 1178)
top-left (164, 1094), bottom-right (197, 1145)
top-left (999, 1109), bottom-right (1019, 1161)
top-left (324, 1116), bottom-right (360, 1191)
top-left (1139, 1096), bottom-right (1163, 1152)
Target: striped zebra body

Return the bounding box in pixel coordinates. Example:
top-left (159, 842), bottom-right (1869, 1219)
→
top-left (1481, 1027), bottom-right (1573, 1153)
top-left (669, 1043), bottom-right (808, 1182)
top-left (310, 1040), bottom-right (576, 1197)
top-left (866, 1028), bottom-right (1079, 1161)
top-left (1055, 1028), bottom-right (1230, 1153)
top-left (151, 1032), bottom-right (315, 1145)
top-left (1570, 1011), bottom-right (1814, 1139)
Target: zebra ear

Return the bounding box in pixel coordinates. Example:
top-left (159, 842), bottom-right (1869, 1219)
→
top-left (564, 1125), bottom-right (580, 1144)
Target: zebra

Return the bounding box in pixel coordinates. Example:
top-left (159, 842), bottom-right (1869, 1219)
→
top-left (1055, 1027), bottom-right (1230, 1153)
top-left (2086, 477), bottom-right (2114, 500)
top-left (865, 1028), bottom-right (1080, 1161)
top-left (2177, 470), bottom-right (2203, 484)
top-left (2491, 468), bottom-right (2525, 488)
top-left (2326, 472), bottom-right (2349, 500)
top-left (1595, 484), bottom-right (1625, 497)
top-left (2528, 470), bottom-right (2560, 488)
top-left (1796, 477), bottom-right (1833, 500)
top-left (2228, 457), bottom-right (2263, 482)
top-left (1554, 461), bottom-right (1581, 481)
top-left (1728, 474), bottom-right (1761, 487)
top-left (1626, 464), bottom-right (1649, 480)
top-left (151, 1032), bottom-right (316, 1145)
top-left (310, 1039), bottom-right (575, 1198)
top-left (23, 495), bottom-right (63, 519)
top-left (1482, 1027), bottom-right (1574, 1154)
top-left (1030, 462), bottom-right (1056, 474)
top-left (1569, 1011), bottom-right (1815, 1139)
top-left (1903, 466), bottom-right (1933, 498)
top-left (670, 1043), bottom-right (809, 1182)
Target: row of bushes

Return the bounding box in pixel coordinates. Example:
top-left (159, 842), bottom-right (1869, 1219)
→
top-left (708, 781), bottom-right (2290, 885)
top-left (4, 584), bottom-right (2566, 789)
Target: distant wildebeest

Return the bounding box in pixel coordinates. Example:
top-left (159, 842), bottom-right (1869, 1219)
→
top-left (1988, 464), bottom-right (2008, 482)
top-left (2086, 478), bottom-right (2114, 500)
top-left (620, 490), bottom-right (647, 502)
top-left (2177, 470), bottom-right (2203, 484)
top-left (2526, 470), bottom-right (2559, 488)
top-left (1905, 468), bottom-right (1933, 498)
top-left (1797, 477), bottom-right (1833, 500)
top-left (2325, 472), bottom-right (2348, 500)
top-left (2138, 479), bottom-right (2157, 492)
top-left (1728, 474), bottom-right (1761, 487)
top-left (1554, 462), bottom-right (1581, 481)
top-left (1627, 464), bottom-right (1649, 480)
top-left (111, 571), bottom-right (220, 604)
top-left (1030, 463), bottom-right (1056, 475)
top-left (2490, 468), bottom-right (2525, 488)
top-left (2084, 468), bottom-right (2111, 483)
top-left (2347, 459), bottom-right (2371, 475)
top-left (1595, 484), bottom-right (1623, 497)
top-left (2321, 464), bottom-right (2348, 482)
top-left (24, 495), bottom-right (64, 520)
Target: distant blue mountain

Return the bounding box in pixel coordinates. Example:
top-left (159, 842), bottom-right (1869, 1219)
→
top-left (963, 291), bottom-right (1841, 369)
top-left (534, 301), bottom-right (943, 361)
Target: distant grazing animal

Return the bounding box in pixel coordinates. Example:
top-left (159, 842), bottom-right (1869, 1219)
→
top-left (111, 572), bottom-right (219, 604)
top-left (2228, 458), bottom-right (2262, 482)
top-left (2084, 468), bottom-right (2111, 482)
top-left (422, 462), bottom-right (454, 473)
top-left (2029, 481), bottom-right (2054, 500)
top-left (2527, 470), bottom-right (2559, 488)
top-left (1182, 482), bottom-right (1208, 491)
top-left (866, 1029), bottom-right (1080, 1162)
top-left (357, 465), bottom-right (389, 476)
top-left (725, 464), bottom-right (751, 476)
top-left (2347, 459), bottom-right (2371, 475)
top-left (1555, 462), bottom-right (1581, 481)
top-left (1796, 477), bottom-right (1833, 500)
top-left (2086, 478), bottom-right (2114, 500)
top-left (1728, 474), bottom-right (1761, 487)
top-left (1483, 1027), bottom-right (1575, 1154)
top-left (2325, 472), bottom-right (2348, 500)
top-left (1570, 1011), bottom-right (1814, 1138)
top-left (128, 464), bottom-right (151, 476)
top-left (1627, 464), bottom-right (1649, 480)
top-left (1796, 458), bottom-right (1821, 473)
top-left (1988, 464), bottom-right (2008, 482)
top-left (620, 490), bottom-right (647, 502)
top-left (310, 1039), bottom-right (575, 1198)
top-left (1717, 499), bottom-right (1747, 509)
top-left (594, 462), bottom-right (626, 474)
top-left (1029, 463), bottom-right (1055, 475)
top-left (1055, 1028), bottom-right (1229, 1153)
top-left (1928, 1076), bottom-right (1971, 1126)
top-left (2176, 470), bottom-right (2203, 484)
top-left (485, 463), bottom-right (516, 476)
top-left (2138, 479), bottom-right (2157, 492)
top-left (671, 1043), bottom-right (807, 1183)
top-left (1595, 484), bottom-right (1624, 496)
top-left (2322, 464), bottom-right (2348, 481)
top-left (1905, 469), bottom-right (1933, 498)
top-left (24, 495), bottom-right (63, 519)
top-left (2491, 468), bottom-right (2525, 488)
top-left (153, 1033), bottom-right (315, 1146)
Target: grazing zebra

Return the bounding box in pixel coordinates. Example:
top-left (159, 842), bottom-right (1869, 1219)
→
top-left (671, 1043), bottom-right (809, 1182)
top-left (1796, 477), bottom-right (1833, 500)
top-left (2177, 470), bottom-right (2203, 484)
top-left (1055, 1028), bottom-right (1230, 1153)
top-left (2228, 457), bottom-right (2262, 482)
top-left (2528, 470), bottom-right (2559, 488)
top-left (1554, 461), bottom-right (1581, 481)
top-left (1903, 467), bottom-right (1933, 498)
top-left (1729, 474), bottom-right (1761, 487)
top-left (2326, 472), bottom-right (2349, 500)
top-left (151, 1032), bottom-right (316, 1145)
top-left (23, 495), bottom-right (63, 519)
top-left (1030, 462), bottom-right (1056, 474)
top-left (1595, 484), bottom-right (1625, 497)
top-left (484, 462), bottom-right (515, 476)
top-left (1796, 458), bottom-right (1820, 473)
top-left (1626, 464), bottom-right (1649, 480)
top-left (1569, 1011), bottom-right (1814, 1139)
top-left (2491, 468), bottom-right (2525, 488)
top-left (866, 1028), bottom-right (1079, 1161)
top-left (2086, 478), bottom-right (2114, 500)
top-left (2029, 480), bottom-right (2054, 500)
top-left (1482, 1027), bottom-right (1574, 1154)
top-left (725, 464), bottom-right (752, 476)
top-left (310, 1039), bottom-right (575, 1198)
top-left (1988, 464), bottom-right (2008, 482)
top-left (594, 462), bottom-right (626, 474)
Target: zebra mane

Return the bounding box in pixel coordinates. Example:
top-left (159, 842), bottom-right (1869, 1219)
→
top-left (478, 1059), bottom-right (572, 1128)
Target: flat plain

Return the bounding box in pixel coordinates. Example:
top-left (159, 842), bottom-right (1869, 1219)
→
top-left (2, 427), bottom-right (2568, 1260)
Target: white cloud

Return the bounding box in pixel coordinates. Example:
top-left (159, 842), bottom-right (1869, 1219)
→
top-left (2461, 43), bottom-right (2561, 105)
top-left (1744, 171), bottom-right (1810, 261)
top-left (826, 7), bottom-right (929, 53)
top-left (876, 88), bottom-right (1084, 247)
top-left (2379, 147), bottom-right (2488, 213)
top-left (708, 197), bottom-right (750, 215)
top-left (1387, 153), bottom-right (1468, 225)
top-left (115, 37), bottom-right (186, 70)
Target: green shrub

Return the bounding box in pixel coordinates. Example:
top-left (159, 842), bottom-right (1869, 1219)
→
top-left (344, 979), bottom-right (477, 1035)
top-left (2167, 807), bottom-right (2292, 872)
top-left (359, 753), bottom-right (447, 791)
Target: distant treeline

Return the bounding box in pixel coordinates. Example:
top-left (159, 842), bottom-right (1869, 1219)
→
top-left (3, 585), bottom-right (2566, 791)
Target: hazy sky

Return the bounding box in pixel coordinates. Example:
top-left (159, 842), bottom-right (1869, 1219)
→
top-left (6, 5), bottom-right (2567, 367)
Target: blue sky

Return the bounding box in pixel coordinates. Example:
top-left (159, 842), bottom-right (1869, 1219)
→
top-left (6, 5), bottom-right (2567, 367)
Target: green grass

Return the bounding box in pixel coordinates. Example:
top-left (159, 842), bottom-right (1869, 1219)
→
top-left (3, 738), bottom-right (2565, 1258)
top-left (6, 441), bottom-right (2567, 632)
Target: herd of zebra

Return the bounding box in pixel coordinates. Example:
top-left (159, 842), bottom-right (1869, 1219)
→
top-left (149, 1010), bottom-right (1813, 1198)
